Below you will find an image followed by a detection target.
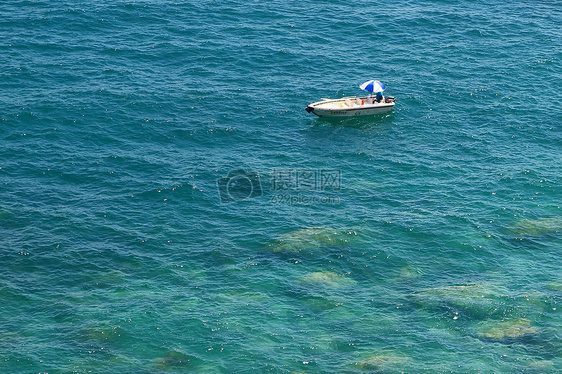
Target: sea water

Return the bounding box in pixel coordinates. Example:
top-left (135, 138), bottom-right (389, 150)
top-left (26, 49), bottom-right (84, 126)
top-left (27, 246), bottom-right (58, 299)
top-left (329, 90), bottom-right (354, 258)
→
top-left (1, 0), bottom-right (561, 372)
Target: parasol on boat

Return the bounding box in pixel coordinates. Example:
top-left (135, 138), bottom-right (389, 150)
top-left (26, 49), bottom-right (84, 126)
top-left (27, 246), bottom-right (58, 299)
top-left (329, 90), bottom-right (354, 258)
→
top-left (359, 80), bottom-right (387, 93)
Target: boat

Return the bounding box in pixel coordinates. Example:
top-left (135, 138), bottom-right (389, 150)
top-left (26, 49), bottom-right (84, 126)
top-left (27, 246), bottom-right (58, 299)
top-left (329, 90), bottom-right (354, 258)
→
top-left (305, 95), bottom-right (395, 118)
top-left (305, 80), bottom-right (395, 118)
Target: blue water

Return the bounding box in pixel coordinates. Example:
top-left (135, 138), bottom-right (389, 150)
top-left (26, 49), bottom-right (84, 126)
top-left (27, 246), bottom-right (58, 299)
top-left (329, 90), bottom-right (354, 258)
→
top-left (1, 1), bottom-right (561, 372)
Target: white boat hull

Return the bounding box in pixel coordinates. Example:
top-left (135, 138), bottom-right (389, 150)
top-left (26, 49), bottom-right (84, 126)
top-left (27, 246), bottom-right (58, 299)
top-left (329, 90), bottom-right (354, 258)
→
top-left (306, 96), bottom-right (395, 118)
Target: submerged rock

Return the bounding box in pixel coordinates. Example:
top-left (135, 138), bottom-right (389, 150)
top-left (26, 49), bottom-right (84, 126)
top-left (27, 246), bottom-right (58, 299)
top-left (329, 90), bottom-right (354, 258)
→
top-left (476, 317), bottom-right (538, 339)
top-left (413, 282), bottom-right (508, 317)
top-left (546, 279), bottom-right (562, 291)
top-left (397, 265), bottom-right (421, 280)
top-left (354, 350), bottom-right (411, 371)
top-left (298, 271), bottom-right (356, 288)
top-left (508, 217), bottom-right (562, 236)
top-left (268, 227), bottom-right (359, 253)
top-left (155, 349), bottom-right (200, 370)
top-left (524, 360), bottom-right (554, 369)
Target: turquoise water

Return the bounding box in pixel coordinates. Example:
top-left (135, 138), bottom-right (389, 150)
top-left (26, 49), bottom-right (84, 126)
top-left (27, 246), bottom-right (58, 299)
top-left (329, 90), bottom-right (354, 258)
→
top-left (1, 1), bottom-right (561, 372)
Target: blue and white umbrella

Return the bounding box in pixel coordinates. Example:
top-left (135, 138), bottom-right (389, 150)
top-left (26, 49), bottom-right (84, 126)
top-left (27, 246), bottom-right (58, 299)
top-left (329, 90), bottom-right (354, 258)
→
top-left (359, 80), bottom-right (387, 93)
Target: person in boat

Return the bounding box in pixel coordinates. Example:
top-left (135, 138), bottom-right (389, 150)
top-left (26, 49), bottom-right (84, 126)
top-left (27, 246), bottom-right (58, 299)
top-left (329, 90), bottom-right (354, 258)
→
top-left (375, 91), bottom-right (383, 103)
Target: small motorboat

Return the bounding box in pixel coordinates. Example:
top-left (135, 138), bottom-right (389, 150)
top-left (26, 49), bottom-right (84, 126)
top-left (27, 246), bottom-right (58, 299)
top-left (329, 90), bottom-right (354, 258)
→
top-left (305, 96), bottom-right (395, 118)
top-left (305, 80), bottom-right (395, 118)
